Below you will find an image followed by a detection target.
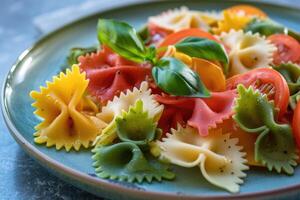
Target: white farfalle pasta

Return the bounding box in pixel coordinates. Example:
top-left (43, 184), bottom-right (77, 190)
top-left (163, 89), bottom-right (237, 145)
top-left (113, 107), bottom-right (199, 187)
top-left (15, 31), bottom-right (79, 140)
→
top-left (155, 125), bottom-right (249, 193)
top-left (149, 7), bottom-right (216, 32)
top-left (220, 30), bottom-right (276, 76)
top-left (93, 81), bottom-right (164, 146)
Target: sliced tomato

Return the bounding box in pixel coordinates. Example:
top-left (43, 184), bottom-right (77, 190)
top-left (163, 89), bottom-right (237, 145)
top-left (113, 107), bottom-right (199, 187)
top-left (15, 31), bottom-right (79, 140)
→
top-left (225, 4), bottom-right (267, 18)
top-left (226, 68), bottom-right (290, 118)
top-left (292, 101), bottom-right (300, 148)
top-left (158, 28), bottom-right (219, 47)
top-left (268, 34), bottom-right (300, 65)
top-left (157, 28), bottom-right (229, 57)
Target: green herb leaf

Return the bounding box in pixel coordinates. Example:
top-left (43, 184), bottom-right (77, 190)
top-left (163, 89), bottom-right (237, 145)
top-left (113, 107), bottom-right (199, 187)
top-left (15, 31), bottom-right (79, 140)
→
top-left (67, 46), bottom-right (98, 66)
top-left (152, 57), bottom-right (211, 97)
top-left (138, 24), bottom-right (151, 44)
top-left (97, 19), bottom-right (151, 63)
top-left (244, 19), bottom-right (300, 42)
top-left (175, 37), bottom-right (229, 74)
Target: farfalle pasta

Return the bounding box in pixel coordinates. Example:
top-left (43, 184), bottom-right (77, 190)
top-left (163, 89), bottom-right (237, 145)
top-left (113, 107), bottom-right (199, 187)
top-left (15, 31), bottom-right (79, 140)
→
top-left (213, 10), bottom-right (252, 34)
top-left (220, 30), bottom-right (276, 76)
top-left (233, 85), bottom-right (298, 174)
top-left (153, 125), bottom-right (248, 193)
top-left (79, 46), bottom-right (151, 103)
top-left (115, 100), bottom-right (160, 147)
top-left (155, 89), bottom-right (236, 136)
top-left (29, 4), bottom-right (300, 194)
top-left (94, 81), bottom-right (163, 146)
top-left (92, 100), bottom-right (173, 183)
top-left (148, 7), bottom-right (211, 34)
top-left (92, 142), bottom-right (174, 183)
top-left (30, 65), bottom-right (106, 151)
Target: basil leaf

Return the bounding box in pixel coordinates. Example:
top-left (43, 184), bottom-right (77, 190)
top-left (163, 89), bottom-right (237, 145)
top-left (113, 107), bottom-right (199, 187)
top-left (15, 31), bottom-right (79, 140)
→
top-left (67, 46), bottom-right (98, 66)
top-left (97, 19), bottom-right (149, 63)
top-left (175, 37), bottom-right (229, 74)
top-left (244, 19), bottom-right (300, 42)
top-left (138, 24), bottom-right (151, 44)
top-left (152, 57), bottom-right (210, 97)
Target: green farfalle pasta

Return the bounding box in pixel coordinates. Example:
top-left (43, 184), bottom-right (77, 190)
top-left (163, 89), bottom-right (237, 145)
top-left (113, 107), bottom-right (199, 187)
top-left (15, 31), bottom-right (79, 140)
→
top-left (92, 142), bottom-right (175, 183)
top-left (255, 128), bottom-right (297, 174)
top-left (233, 85), bottom-right (298, 175)
top-left (93, 82), bottom-right (164, 147)
top-left (273, 63), bottom-right (300, 95)
top-left (115, 100), bottom-right (158, 147)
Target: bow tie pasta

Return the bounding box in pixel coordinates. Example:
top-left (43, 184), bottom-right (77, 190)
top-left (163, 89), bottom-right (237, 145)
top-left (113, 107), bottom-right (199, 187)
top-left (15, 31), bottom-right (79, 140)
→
top-left (92, 101), bottom-right (173, 183)
top-left (30, 65), bottom-right (106, 151)
top-left (212, 10), bottom-right (253, 34)
top-left (233, 85), bottom-right (298, 174)
top-left (153, 125), bottom-right (248, 193)
top-left (92, 142), bottom-right (174, 183)
top-left (220, 30), bottom-right (276, 76)
top-left (78, 46), bottom-right (151, 103)
top-left (93, 81), bottom-right (163, 147)
top-left (28, 3), bottom-right (300, 191)
top-left (149, 7), bottom-right (212, 33)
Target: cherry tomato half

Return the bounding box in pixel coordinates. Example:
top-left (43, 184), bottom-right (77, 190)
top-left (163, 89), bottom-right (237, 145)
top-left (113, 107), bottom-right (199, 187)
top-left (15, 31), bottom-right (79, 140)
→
top-left (268, 34), bottom-right (300, 65)
top-left (226, 68), bottom-right (290, 119)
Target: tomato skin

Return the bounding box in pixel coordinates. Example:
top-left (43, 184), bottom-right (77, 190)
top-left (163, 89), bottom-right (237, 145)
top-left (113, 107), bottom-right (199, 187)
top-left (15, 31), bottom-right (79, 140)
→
top-left (225, 4), bottom-right (267, 18)
top-left (268, 34), bottom-right (300, 65)
top-left (292, 101), bottom-right (300, 149)
top-left (158, 28), bottom-right (220, 47)
top-left (157, 28), bottom-right (229, 57)
top-left (226, 68), bottom-right (290, 118)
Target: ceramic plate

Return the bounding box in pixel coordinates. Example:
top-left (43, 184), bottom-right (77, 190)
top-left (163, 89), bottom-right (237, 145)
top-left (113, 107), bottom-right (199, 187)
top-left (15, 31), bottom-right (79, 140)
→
top-left (3, 0), bottom-right (300, 199)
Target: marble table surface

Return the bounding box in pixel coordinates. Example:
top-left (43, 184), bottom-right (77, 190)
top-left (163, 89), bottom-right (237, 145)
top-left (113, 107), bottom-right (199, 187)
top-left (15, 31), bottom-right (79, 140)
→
top-left (0, 0), bottom-right (298, 199)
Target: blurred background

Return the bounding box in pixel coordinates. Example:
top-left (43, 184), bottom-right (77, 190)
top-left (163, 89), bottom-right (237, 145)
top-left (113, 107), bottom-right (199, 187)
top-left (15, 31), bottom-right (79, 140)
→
top-left (0, 0), bottom-right (299, 199)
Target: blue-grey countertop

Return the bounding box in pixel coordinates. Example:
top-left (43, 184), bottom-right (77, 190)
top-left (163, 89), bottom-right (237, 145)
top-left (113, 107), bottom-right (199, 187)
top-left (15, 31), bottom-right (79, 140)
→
top-left (0, 1), bottom-right (100, 199)
top-left (0, 0), bottom-right (298, 200)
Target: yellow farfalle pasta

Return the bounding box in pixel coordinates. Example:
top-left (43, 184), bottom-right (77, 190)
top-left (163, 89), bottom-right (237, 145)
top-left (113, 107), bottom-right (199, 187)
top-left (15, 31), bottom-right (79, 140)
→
top-left (93, 81), bottom-right (164, 147)
top-left (220, 30), bottom-right (276, 76)
top-left (213, 10), bottom-right (252, 34)
top-left (149, 7), bottom-right (213, 32)
top-left (154, 125), bottom-right (248, 193)
top-left (30, 65), bottom-right (106, 151)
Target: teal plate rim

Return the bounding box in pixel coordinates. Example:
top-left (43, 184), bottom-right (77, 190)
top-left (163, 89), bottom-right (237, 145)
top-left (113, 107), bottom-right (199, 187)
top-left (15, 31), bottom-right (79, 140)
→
top-left (2, 0), bottom-right (300, 199)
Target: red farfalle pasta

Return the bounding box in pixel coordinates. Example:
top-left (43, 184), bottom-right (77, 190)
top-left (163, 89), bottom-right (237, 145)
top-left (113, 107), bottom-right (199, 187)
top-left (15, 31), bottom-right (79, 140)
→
top-left (84, 66), bottom-right (151, 103)
top-left (79, 46), bottom-right (139, 71)
top-left (155, 95), bottom-right (195, 133)
top-left (156, 89), bottom-right (236, 136)
top-left (188, 89), bottom-right (237, 136)
top-left (79, 46), bottom-right (151, 103)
